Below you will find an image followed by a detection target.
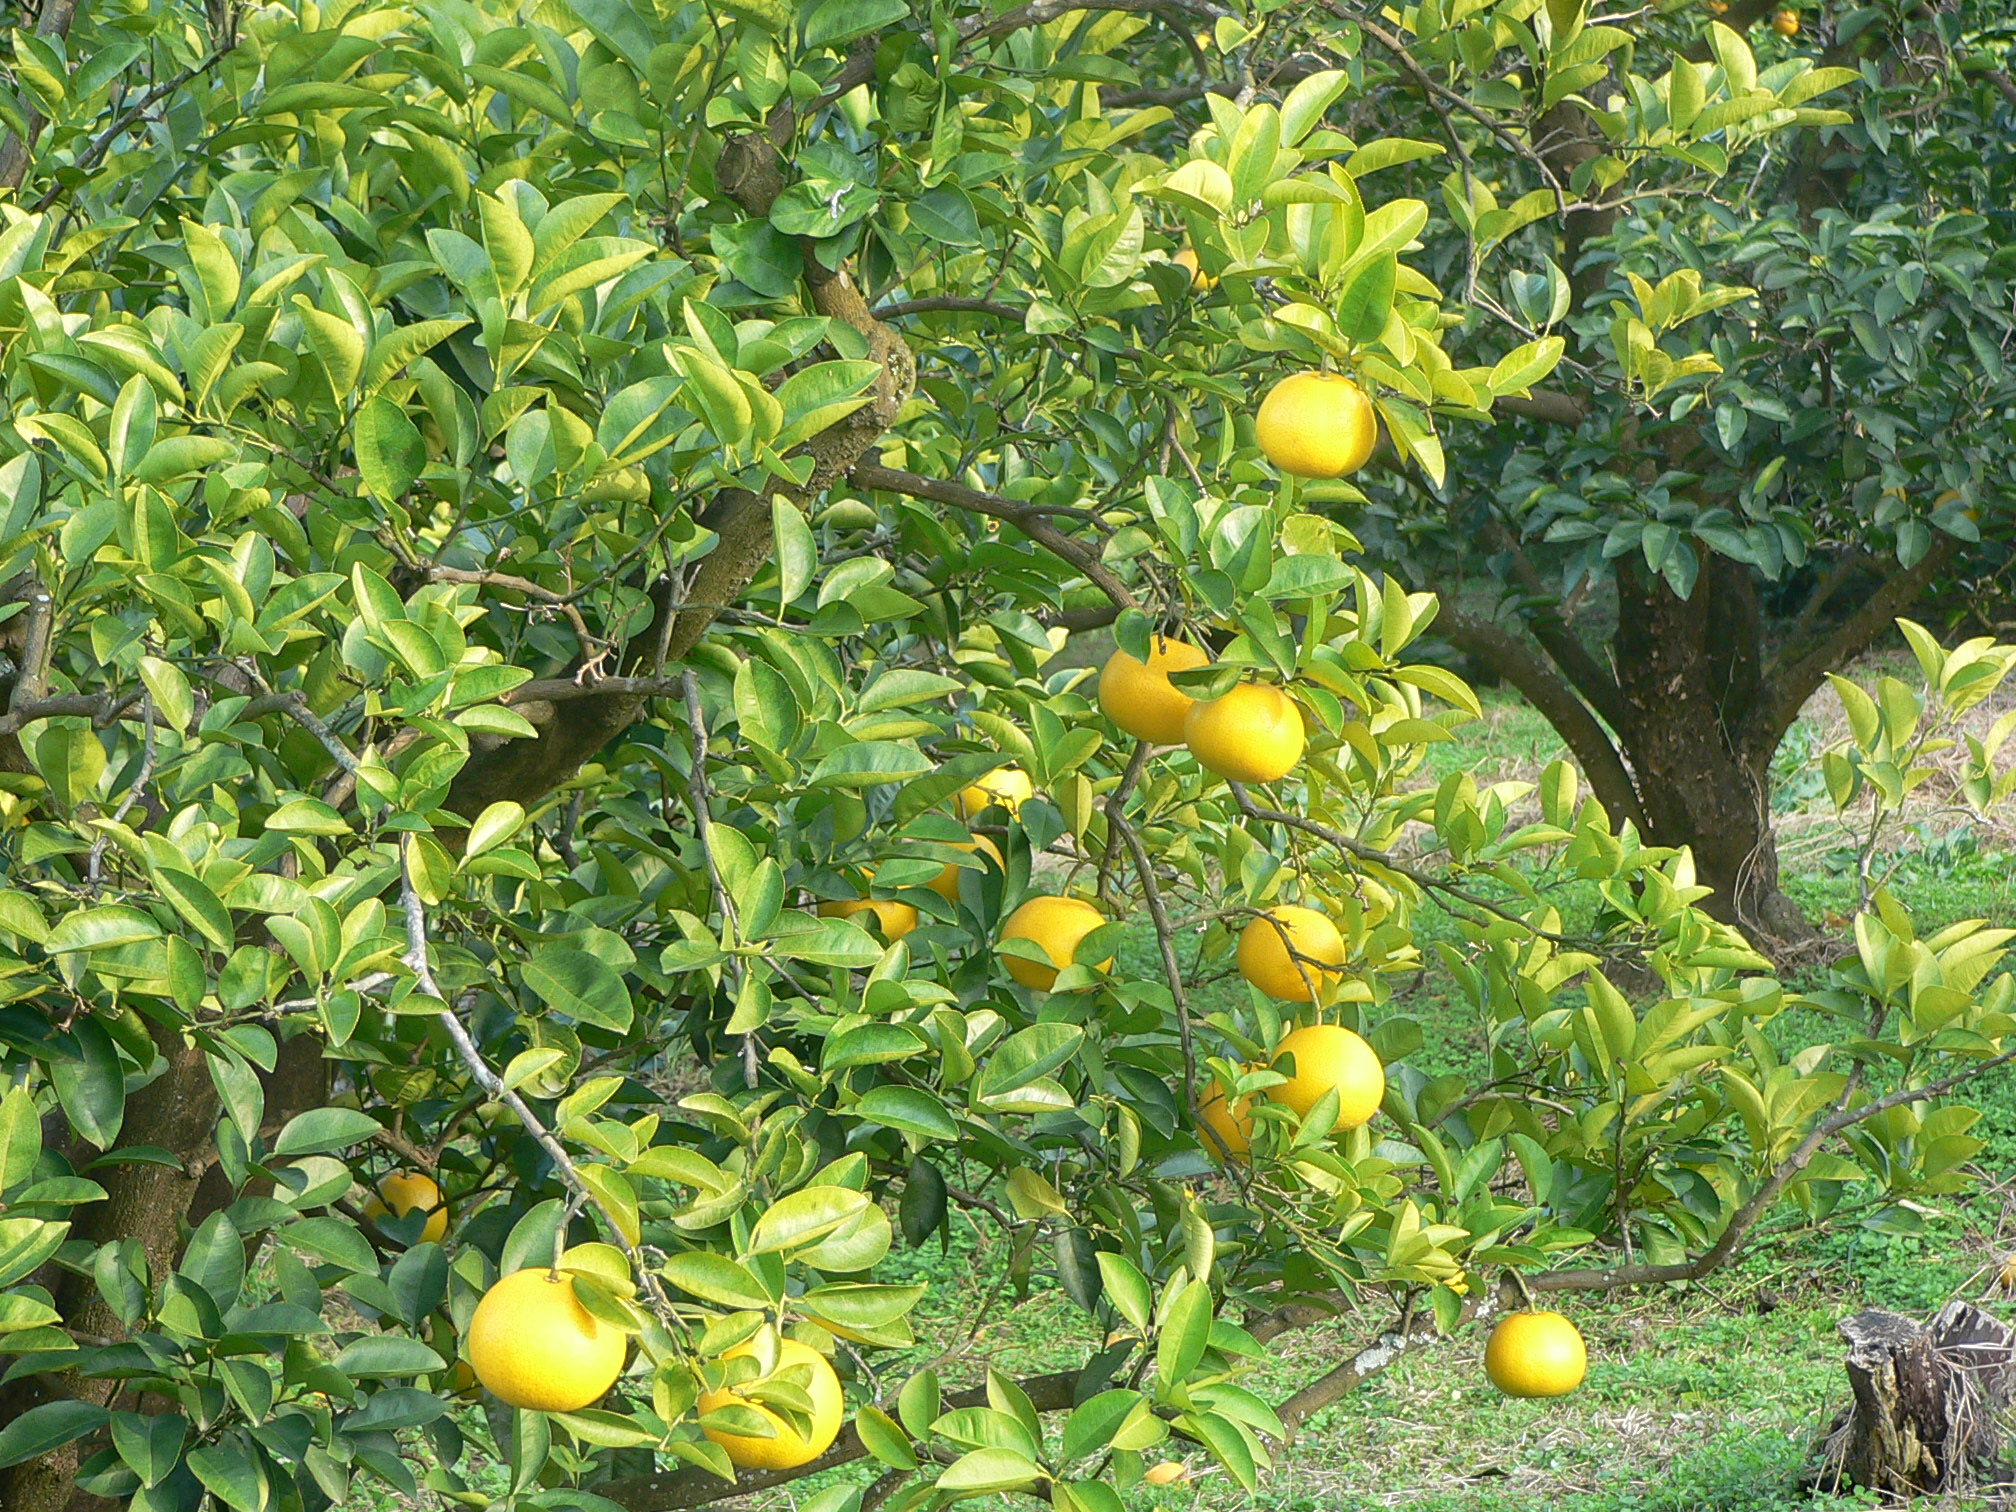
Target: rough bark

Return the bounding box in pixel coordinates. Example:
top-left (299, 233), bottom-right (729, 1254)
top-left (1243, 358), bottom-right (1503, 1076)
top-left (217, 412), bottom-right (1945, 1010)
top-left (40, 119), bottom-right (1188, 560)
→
top-left (1808, 1302), bottom-right (2016, 1497)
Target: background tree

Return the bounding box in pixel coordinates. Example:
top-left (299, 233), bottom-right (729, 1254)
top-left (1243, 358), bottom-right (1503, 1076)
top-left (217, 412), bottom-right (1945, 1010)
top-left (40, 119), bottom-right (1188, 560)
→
top-left (1319, 0), bottom-right (2016, 939)
top-left (0, 3), bottom-right (2013, 1512)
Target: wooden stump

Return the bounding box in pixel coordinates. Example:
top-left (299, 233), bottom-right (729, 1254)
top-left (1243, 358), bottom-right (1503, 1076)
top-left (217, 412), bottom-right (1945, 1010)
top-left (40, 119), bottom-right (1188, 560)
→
top-left (1807, 1301), bottom-right (2016, 1498)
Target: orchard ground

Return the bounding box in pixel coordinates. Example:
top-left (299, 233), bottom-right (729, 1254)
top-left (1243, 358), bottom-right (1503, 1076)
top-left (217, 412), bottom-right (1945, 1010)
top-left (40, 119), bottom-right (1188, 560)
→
top-left (357, 655), bottom-right (2016, 1512)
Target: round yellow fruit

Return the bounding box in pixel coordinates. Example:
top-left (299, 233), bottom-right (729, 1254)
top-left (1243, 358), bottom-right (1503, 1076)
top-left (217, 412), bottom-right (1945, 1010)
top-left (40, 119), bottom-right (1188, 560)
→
top-left (1098, 638), bottom-right (1210, 744)
top-left (1184, 682), bottom-right (1305, 784)
top-left (362, 1170), bottom-right (447, 1245)
top-left (467, 1268), bottom-right (628, 1412)
top-left (817, 895), bottom-right (918, 940)
top-left (1255, 371), bottom-right (1378, 479)
top-left (1237, 906), bottom-right (1347, 1002)
top-left (1197, 1081), bottom-right (1252, 1161)
top-left (926, 834), bottom-right (1004, 903)
top-left (1268, 1024), bottom-right (1384, 1131)
top-left (1144, 1460), bottom-right (1190, 1485)
top-left (699, 1337), bottom-right (845, 1471)
top-left (1484, 1311), bottom-right (1587, 1398)
top-left (999, 894), bottom-right (1111, 991)
top-left (1171, 248), bottom-right (1214, 292)
top-left (956, 767), bottom-right (1033, 819)
top-left (1770, 8), bottom-right (1798, 33)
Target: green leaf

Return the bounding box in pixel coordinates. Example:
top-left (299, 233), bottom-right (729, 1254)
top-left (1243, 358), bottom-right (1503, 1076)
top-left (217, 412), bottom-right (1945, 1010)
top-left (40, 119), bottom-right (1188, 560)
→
top-left (803, 0), bottom-right (906, 48)
top-left (355, 396), bottom-right (428, 501)
top-left (111, 1411), bottom-right (186, 1488)
top-left (749, 1186), bottom-right (873, 1255)
top-left (854, 1085), bottom-right (958, 1141)
top-left (1155, 1280), bottom-right (1212, 1386)
top-left (51, 1017), bottom-right (123, 1149)
top-left (274, 1106), bottom-right (383, 1156)
top-left (523, 946), bottom-right (635, 1032)
top-left (0, 1086), bottom-right (42, 1193)
top-left (153, 866), bottom-right (233, 950)
top-left (809, 741), bottom-right (934, 788)
top-left (0, 1402), bottom-right (109, 1469)
top-left (333, 1334), bottom-right (446, 1378)
top-left (936, 1447), bottom-right (1043, 1494)
top-left (660, 1252), bottom-right (777, 1309)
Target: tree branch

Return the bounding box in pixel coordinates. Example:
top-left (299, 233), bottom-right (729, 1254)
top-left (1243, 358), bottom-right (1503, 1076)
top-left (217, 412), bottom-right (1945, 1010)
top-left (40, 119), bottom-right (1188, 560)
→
top-left (849, 463), bottom-right (1138, 611)
top-left (1433, 606), bottom-right (1649, 832)
top-left (1755, 532), bottom-right (1961, 757)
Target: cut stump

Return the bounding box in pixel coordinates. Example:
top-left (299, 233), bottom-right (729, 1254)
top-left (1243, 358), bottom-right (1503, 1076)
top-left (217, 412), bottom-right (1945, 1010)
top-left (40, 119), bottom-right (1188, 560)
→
top-left (1807, 1300), bottom-right (2016, 1498)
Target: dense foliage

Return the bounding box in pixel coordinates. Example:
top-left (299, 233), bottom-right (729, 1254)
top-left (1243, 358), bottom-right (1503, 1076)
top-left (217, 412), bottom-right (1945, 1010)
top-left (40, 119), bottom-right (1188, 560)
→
top-left (0, 2), bottom-right (2013, 1511)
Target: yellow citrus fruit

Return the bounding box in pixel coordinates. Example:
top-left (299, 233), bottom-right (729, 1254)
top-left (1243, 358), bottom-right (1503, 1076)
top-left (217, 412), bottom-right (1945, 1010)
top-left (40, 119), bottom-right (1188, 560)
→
top-left (1171, 248), bottom-right (1214, 292)
top-left (467, 1268), bottom-right (628, 1412)
top-left (1237, 906), bottom-right (1347, 1002)
top-left (1484, 1310), bottom-right (1587, 1398)
top-left (1268, 1024), bottom-right (1384, 1131)
top-left (699, 1337), bottom-right (845, 1471)
top-left (1000, 894), bottom-right (1111, 991)
top-left (1184, 682), bottom-right (1305, 784)
top-left (1770, 8), bottom-right (1797, 33)
top-left (926, 834), bottom-right (1004, 903)
top-left (1705, 0), bottom-right (1726, 10)
top-left (362, 1170), bottom-right (447, 1245)
top-left (1144, 1461), bottom-right (1190, 1485)
top-left (1098, 637), bottom-right (1210, 744)
top-left (817, 895), bottom-right (918, 940)
top-left (1255, 371), bottom-right (1378, 479)
top-left (1197, 1081), bottom-right (1252, 1161)
top-left (956, 767), bottom-right (1033, 819)
top-left (448, 1359), bottom-right (481, 1397)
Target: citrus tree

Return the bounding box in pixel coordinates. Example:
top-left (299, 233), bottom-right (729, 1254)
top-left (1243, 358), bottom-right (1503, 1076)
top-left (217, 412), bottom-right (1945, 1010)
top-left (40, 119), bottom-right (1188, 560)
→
top-left (2, 3), bottom-right (2016, 1512)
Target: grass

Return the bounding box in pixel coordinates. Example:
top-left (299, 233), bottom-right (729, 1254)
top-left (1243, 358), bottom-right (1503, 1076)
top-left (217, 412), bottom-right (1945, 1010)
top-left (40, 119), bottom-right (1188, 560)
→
top-left (381, 669), bottom-right (2016, 1512)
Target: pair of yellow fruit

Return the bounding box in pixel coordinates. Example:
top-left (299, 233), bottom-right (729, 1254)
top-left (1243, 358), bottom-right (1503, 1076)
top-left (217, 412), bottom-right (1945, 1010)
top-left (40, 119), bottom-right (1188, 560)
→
top-left (465, 1268), bottom-right (844, 1469)
top-left (1099, 639), bottom-right (1305, 783)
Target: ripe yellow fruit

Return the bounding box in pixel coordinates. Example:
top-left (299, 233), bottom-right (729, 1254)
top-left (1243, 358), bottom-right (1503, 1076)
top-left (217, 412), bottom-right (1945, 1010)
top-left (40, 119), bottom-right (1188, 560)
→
top-left (362, 1170), bottom-right (447, 1245)
top-left (1171, 248), bottom-right (1214, 292)
top-left (467, 1268), bottom-right (628, 1412)
top-left (1197, 1081), bottom-right (1252, 1161)
top-left (1184, 682), bottom-right (1305, 784)
top-left (699, 1338), bottom-right (845, 1471)
top-left (1000, 894), bottom-right (1111, 991)
top-left (1237, 906), bottom-right (1347, 1002)
top-left (1098, 638), bottom-right (1210, 744)
top-left (1269, 1024), bottom-right (1384, 1131)
top-left (926, 834), bottom-right (1004, 903)
top-left (1770, 8), bottom-right (1798, 33)
top-left (1484, 1311), bottom-right (1587, 1398)
top-left (817, 895), bottom-right (918, 940)
top-left (956, 767), bottom-right (1033, 819)
top-left (1255, 371), bottom-right (1378, 479)
top-left (1144, 1461), bottom-right (1190, 1485)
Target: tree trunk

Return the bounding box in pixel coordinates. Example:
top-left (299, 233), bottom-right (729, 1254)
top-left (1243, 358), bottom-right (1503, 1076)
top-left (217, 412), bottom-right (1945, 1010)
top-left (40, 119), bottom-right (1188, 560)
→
top-left (1607, 559), bottom-right (1814, 942)
top-left (1808, 1301), bottom-right (2016, 1497)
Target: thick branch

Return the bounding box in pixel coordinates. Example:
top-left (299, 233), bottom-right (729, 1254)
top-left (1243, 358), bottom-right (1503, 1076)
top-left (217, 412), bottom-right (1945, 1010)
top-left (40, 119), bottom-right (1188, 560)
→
top-left (1754, 532), bottom-right (1961, 758)
top-left (849, 463), bottom-right (1138, 611)
top-left (1494, 388), bottom-right (1590, 427)
top-left (1434, 607), bottom-right (1648, 832)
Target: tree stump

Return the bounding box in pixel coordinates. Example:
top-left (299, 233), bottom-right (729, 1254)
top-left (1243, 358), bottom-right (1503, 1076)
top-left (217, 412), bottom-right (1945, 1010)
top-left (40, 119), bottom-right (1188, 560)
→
top-left (1807, 1301), bottom-right (2016, 1498)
